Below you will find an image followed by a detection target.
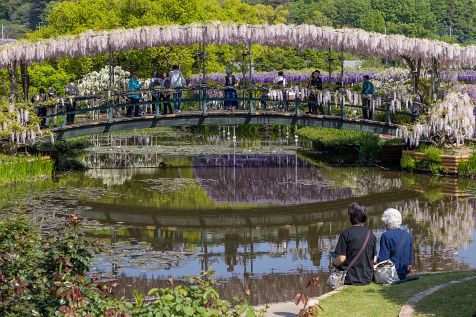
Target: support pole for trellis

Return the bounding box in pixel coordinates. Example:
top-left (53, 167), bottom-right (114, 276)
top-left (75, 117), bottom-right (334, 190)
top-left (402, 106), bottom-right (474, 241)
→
top-left (107, 37), bottom-right (115, 123)
top-left (248, 40), bottom-right (254, 114)
top-left (200, 26), bottom-right (207, 84)
top-left (20, 60), bottom-right (29, 101)
top-left (7, 60), bottom-right (18, 103)
top-left (430, 57), bottom-right (439, 101)
top-left (340, 51), bottom-right (345, 88)
top-left (327, 48), bottom-right (333, 89)
top-left (241, 45), bottom-right (247, 110)
top-left (200, 27), bottom-right (208, 115)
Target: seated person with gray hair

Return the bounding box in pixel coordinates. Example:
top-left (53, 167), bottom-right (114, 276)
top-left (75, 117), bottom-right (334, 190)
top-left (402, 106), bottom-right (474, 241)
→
top-left (377, 208), bottom-right (414, 280)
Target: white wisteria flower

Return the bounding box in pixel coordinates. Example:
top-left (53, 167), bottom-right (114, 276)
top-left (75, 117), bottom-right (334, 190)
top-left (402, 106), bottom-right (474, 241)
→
top-left (397, 91), bottom-right (475, 147)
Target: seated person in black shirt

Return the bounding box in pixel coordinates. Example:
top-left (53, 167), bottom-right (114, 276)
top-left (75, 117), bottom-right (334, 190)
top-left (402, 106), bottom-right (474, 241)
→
top-left (333, 202), bottom-right (377, 285)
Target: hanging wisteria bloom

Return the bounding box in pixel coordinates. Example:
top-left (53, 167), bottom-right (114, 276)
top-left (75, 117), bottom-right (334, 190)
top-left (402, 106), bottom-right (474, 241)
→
top-left (2, 23), bottom-right (476, 68)
top-left (0, 102), bottom-right (42, 145)
top-left (397, 91), bottom-right (475, 147)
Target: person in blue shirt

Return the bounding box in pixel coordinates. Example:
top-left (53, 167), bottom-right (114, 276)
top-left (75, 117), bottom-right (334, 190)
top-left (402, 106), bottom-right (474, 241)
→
top-left (127, 72), bottom-right (143, 117)
top-left (378, 208), bottom-right (414, 280)
top-left (361, 75), bottom-right (375, 120)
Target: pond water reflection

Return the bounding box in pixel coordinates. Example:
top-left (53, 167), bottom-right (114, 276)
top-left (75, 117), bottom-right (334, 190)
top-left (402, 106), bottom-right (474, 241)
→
top-left (74, 155), bottom-right (476, 305)
top-left (4, 128), bottom-right (472, 306)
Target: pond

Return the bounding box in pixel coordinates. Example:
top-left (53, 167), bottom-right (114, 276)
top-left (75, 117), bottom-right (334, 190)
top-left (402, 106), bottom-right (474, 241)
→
top-left (3, 127), bottom-right (476, 306)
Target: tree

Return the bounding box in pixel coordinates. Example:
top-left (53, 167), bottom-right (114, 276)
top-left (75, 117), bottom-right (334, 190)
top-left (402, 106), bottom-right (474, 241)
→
top-left (359, 10), bottom-right (385, 33)
top-left (28, 64), bottom-right (70, 95)
top-left (0, 0), bottom-right (53, 38)
top-left (288, 0), bottom-right (332, 26)
top-left (323, 0), bottom-right (371, 28)
top-left (370, 0), bottom-right (437, 37)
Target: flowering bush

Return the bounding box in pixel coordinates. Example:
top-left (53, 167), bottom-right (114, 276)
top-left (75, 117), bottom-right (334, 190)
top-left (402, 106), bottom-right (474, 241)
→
top-left (78, 66), bottom-right (130, 96)
top-left (0, 102), bottom-right (42, 145)
top-left (189, 67), bottom-right (409, 86)
top-left (398, 91), bottom-right (475, 147)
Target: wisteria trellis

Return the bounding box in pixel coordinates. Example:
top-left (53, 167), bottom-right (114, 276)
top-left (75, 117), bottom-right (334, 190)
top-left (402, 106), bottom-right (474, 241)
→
top-left (2, 23), bottom-right (476, 68)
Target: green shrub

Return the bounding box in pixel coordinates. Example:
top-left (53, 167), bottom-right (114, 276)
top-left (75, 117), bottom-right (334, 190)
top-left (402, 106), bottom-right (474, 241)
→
top-left (400, 153), bottom-right (416, 172)
top-left (458, 153), bottom-right (476, 176)
top-left (420, 146), bottom-right (443, 175)
top-left (358, 133), bottom-right (380, 163)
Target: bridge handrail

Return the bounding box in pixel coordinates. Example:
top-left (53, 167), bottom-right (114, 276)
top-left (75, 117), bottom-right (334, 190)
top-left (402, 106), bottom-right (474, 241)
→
top-left (33, 85), bottom-right (421, 128)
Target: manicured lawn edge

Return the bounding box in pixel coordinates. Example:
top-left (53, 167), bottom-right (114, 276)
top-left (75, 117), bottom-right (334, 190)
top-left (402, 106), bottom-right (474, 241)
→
top-left (316, 271), bottom-right (476, 317)
top-left (414, 276), bottom-right (476, 317)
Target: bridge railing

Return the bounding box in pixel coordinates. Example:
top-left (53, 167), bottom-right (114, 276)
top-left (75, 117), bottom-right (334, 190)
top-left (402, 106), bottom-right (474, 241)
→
top-left (33, 85), bottom-right (421, 129)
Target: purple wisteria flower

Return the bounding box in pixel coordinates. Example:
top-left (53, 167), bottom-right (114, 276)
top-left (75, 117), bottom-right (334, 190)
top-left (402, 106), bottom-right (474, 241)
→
top-left (190, 69), bottom-right (476, 86)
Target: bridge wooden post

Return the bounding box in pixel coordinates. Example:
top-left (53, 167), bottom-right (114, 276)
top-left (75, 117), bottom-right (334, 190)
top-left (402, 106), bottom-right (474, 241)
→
top-left (155, 96), bottom-right (161, 118)
top-left (294, 97), bottom-right (299, 116)
top-left (386, 101), bottom-right (392, 125)
top-left (60, 99), bottom-right (66, 128)
top-left (107, 91), bottom-right (113, 123)
top-left (202, 86), bottom-right (207, 115)
top-left (340, 97), bottom-right (346, 120)
top-left (249, 88), bottom-right (254, 113)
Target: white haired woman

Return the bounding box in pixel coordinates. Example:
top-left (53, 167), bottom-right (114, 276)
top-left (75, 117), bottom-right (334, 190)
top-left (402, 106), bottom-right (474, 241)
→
top-left (377, 208), bottom-right (414, 280)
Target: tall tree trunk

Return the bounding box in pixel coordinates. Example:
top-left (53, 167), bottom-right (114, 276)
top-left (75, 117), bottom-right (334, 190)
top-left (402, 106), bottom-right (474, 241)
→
top-left (430, 58), bottom-right (440, 102)
top-left (7, 60), bottom-right (18, 104)
top-left (402, 56), bottom-right (424, 103)
top-left (20, 60), bottom-right (29, 102)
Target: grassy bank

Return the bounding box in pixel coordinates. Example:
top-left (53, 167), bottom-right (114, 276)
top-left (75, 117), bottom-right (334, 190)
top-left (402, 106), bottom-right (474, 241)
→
top-left (415, 276), bottom-right (476, 317)
top-left (0, 155), bottom-right (54, 185)
top-left (318, 271), bottom-right (476, 317)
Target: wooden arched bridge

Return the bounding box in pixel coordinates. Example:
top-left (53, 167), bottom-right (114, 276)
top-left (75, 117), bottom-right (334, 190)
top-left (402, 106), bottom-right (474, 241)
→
top-left (40, 87), bottom-right (419, 141)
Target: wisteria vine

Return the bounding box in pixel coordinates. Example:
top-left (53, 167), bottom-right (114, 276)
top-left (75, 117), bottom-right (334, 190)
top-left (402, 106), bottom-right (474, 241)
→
top-left (2, 23), bottom-right (476, 68)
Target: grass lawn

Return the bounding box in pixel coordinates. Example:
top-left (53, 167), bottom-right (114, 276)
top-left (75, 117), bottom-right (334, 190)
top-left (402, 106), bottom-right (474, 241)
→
top-left (415, 277), bottom-right (476, 317)
top-left (317, 271), bottom-right (476, 317)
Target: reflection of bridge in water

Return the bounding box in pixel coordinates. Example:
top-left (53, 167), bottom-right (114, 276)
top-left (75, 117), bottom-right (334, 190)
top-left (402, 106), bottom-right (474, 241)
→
top-left (84, 192), bottom-right (475, 305)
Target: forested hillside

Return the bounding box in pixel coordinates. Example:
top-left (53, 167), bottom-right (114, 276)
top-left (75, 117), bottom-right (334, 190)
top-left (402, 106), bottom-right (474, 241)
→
top-left (1, 0), bottom-right (475, 43)
top-left (0, 0), bottom-right (54, 38)
top-left (252, 0), bottom-right (476, 42)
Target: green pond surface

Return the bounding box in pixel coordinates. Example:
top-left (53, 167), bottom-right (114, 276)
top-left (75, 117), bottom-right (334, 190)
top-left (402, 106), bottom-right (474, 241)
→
top-left (2, 127), bottom-right (476, 305)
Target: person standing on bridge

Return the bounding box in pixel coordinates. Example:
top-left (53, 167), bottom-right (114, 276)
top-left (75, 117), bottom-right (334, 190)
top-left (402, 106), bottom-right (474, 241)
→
top-left (127, 72), bottom-right (143, 117)
top-left (224, 67), bottom-right (239, 111)
top-left (308, 70), bottom-right (324, 115)
top-left (169, 65), bottom-right (187, 113)
top-left (65, 78), bottom-right (78, 124)
top-left (150, 71), bottom-right (161, 114)
top-left (31, 88), bottom-right (48, 128)
top-left (361, 75), bottom-right (376, 120)
top-left (160, 71), bottom-right (173, 115)
top-left (273, 71), bottom-right (288, 111)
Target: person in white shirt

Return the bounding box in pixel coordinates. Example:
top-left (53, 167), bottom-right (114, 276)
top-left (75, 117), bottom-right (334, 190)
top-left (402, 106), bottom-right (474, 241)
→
top-left (273, 71), bottom-right (288, 111)
top-left (169, 65), bottom-right (187, 113)
top-left (273, 71), bottom-right (287, 87)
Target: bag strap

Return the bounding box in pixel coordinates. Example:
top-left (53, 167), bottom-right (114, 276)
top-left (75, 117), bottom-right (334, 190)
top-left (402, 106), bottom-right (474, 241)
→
top-left (345, 229), bottom-right (371, 272)
top-left (390, 231), bottom-right (406, 258)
